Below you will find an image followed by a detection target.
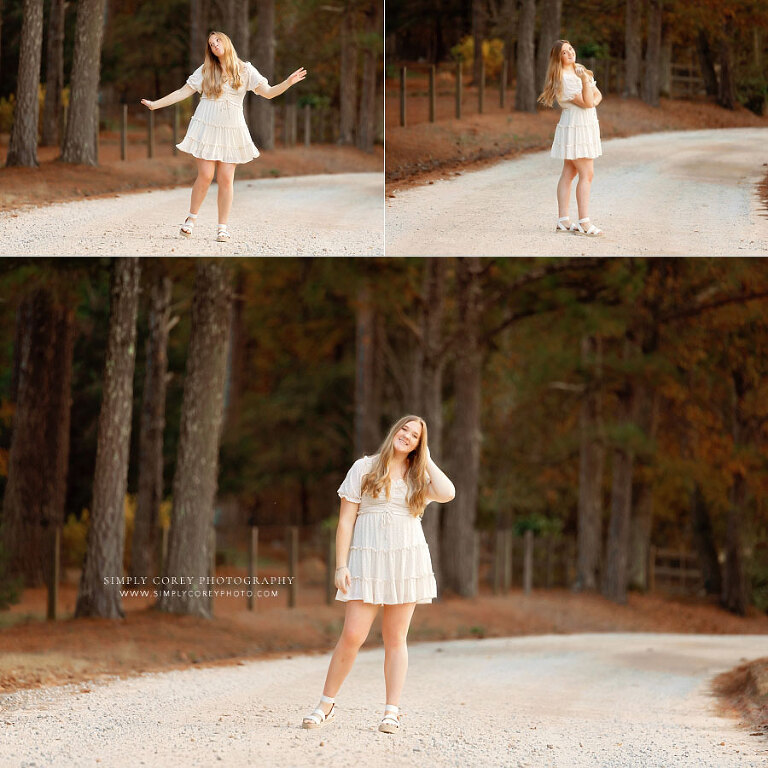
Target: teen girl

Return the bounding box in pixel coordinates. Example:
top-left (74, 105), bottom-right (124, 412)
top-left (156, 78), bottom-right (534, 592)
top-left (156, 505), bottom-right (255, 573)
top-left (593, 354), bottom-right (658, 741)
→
top-left (538, 40), bottom-right (604, 236)
top-left (302, 415), bottom-right (455, 734)
top-left (141, 31), bottom-right (306, 242)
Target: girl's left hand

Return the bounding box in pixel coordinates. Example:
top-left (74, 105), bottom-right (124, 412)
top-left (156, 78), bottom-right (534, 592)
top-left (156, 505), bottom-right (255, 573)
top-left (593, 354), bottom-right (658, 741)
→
top-left (140, 99), bottom-right (154, 110)
top-left (287, 68), bottom-right (308, 86)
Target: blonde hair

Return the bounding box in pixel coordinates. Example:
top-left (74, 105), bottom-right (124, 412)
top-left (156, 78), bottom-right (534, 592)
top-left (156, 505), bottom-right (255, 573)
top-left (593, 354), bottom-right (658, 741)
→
top-left (360, 415), bottom-right (430, 518)
top-left (202, 31), bottom-right (243, 98)
top-left (537, 39), bottom-right (594, 108)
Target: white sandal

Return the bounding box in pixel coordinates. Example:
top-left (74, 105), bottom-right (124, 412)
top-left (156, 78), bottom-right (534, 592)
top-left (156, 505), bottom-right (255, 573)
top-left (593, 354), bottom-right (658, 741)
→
top-left (555, 216), bottom-right (571, 233)
top-left (180, 213), bottom-right (197, 238)
top-left (573, 217), bottom-right (603, 236)
top-left (216, 224), bottom-right (231, 243)
top-left (302, 695), bottom-right (336, 729)
top-left (378, 704), bottom-right (400, 734)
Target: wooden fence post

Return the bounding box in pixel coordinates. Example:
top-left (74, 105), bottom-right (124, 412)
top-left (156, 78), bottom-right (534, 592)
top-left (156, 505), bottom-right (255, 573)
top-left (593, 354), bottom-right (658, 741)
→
top-left (287, 526), bottom-right (298, 608)
top-left (500, 59), bottom-right (507, 108)
top-left (648, 545), bottom-right (656, 591)
top-left (479, 58), bottom-right (485, 114)
top-left (429, 65), bottom-right (436, 123)
top-left (121, 104), bottom-right (127, 161)
top-left (147, 109), bottom-right (154, 158)
top-left (400, 66), bottom-right (407, 127)
top-left (325, 524), bottom-right (336, 605)
top-left (304, 104), bottom-right (311, 146)
top-left (523, 530), bottom-right (533, 595)
top-left (248, 526), bottom-right (258, 611)
top-left (503, 529), bottom-right (512, 590)
top-left (493, 529), bottom-right (503, 594)
top-left (46, 524), bottom-right (60, 620)
top-left (455, 60), bottom-right (462, 119)
top-left (173, 104), bottom-right (179, 155)
top-left (209, 526), bottom-right (216, 578)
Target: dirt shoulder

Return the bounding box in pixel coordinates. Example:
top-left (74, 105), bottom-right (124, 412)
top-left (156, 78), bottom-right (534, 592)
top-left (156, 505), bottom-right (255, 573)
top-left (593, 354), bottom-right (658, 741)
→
top-left (2, 582), bottom-right (766, 695)
top-left (0, 132), bottom-right (382, 213)
top-left (714, 658), bottom-right (768, 739)
top-left (385, 87), bottom-right (768, 192)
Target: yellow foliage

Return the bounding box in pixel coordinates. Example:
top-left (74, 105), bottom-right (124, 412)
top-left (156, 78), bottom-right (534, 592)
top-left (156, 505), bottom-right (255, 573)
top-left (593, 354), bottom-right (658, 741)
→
top-left (451, 37), bottom-right (506, 79)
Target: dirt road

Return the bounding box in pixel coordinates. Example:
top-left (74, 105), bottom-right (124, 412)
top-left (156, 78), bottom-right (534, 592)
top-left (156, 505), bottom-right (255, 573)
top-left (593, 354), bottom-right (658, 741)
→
top-left (1, 633), bottom-right (765, 767)
top-left (387, 128), bottom-right (768, 256)
top-left (0, 173), bottom-right (383, 256)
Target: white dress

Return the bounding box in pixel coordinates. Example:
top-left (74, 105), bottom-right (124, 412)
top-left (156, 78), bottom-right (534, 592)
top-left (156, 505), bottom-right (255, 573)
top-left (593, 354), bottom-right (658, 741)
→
top-left (550, 71), bottom-right (602, 160)
top-left (336, 455), bottom-right (438, 605)
top-left (177, 62), bottom-right (270, 164)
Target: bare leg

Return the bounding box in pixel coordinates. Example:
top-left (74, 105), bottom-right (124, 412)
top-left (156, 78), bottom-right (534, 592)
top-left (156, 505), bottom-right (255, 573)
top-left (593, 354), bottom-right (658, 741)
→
top-left (557, 160), bottom-right (578, 222)
top-left (309, 600), bottom-right (379, 717)
top-left (215, 161), bottom-right (237, 226)
top-left (381, 602), bottom-right (417, 710)
top-left (573, 157), bottom-right (595, 222)
top-left (189, 158), bottom-right (216, 215)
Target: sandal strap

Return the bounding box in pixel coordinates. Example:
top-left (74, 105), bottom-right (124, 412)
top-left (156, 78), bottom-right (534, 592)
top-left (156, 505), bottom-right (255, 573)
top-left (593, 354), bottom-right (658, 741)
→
top-left (381, 715), bottom-right (399, 725)
top-left (557, 216), bottom-right (570, 222)
top-left (384, 704), bottom-right (399, 713)
top-left (320, 695), bottom-right (335, 704)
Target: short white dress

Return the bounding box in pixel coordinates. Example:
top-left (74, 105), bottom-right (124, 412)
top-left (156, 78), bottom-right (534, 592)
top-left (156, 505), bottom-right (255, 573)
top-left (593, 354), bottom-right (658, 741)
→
top-left (336, 455), bottom-right (438, 605)
top-left (177, 61), bottom-right (269, 164)
top-left (550, 71), bottom-right (602, 160)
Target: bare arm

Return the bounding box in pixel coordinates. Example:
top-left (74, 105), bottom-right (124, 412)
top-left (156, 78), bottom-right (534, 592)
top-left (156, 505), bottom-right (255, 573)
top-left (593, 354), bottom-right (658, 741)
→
top-left (426, 455), bottom-right (456, 504)
top-left (334, 498), bottom-right (359, 593)
top-left (571, 66), bottom-right (595, 108)
top-left (141, 83), bottom-right (196, 111)
top-left (592, 85), bottom-right (603, 107)
top-left (259, 67), bottom-right (307, 99)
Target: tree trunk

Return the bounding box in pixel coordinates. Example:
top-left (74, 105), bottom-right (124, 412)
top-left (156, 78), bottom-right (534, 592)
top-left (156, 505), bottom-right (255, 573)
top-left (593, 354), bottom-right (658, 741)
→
top-left (442, 258), bottom-right (482, 597)
top-left (419, 259), bottom-right (446, 591)
top-left (535, 0), bottom-right (562, 94)
top-left (227, 0), bottom-right (250, 59)
top-left (690, 483), bottom-right (721, 596)
top-left (41, 0), bottom-right (65, 146)
top-left (721, 370), bottom-right (748, 615)
top-left (642, 0), bottom-right (662, 106)
top-left (61, 0), bottom-right (107, 165)
top-left (75, 258), bottom-right (141, 618)
top-left (6, 0), bottom-right (44, 167)
top-left (575, 335), bottom-right (605, 591)
top-left (0, 289), bottom-right (73, 586)
top-left (339, 5), bottom-right (359, 145)
top-left (514, 0), bottom-right (537, 112)
top-left (354, 281), bottom-right (381, 456)
top-left (158, 261), bottom-right (232, 618)
top-left (601, 337), bottom-right (637, 604)
top-left (356, 0), bottom-right (380, 152)
top-left (471, 0), bottom-right (484, 86)
top-left (623, 0), bottom-right (642, 98)
top-left (696, 29), bottom-right (719, 98)
top-left (189, 0), bottom-right (205, 72)
top-left (131, 268), bottom-right (172, 580)
top-left (717, 19), bottom-right (736, 110)
top-left (251, 0), bottom-right (274, 149)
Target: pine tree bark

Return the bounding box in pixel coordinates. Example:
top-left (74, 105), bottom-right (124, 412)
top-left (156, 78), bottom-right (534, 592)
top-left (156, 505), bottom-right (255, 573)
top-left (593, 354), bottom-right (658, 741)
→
top-left (6, 0), bottom-right (44, 167)
top-left (535, 0), bottom-right (562, 94)
top-left (623, 0), bottom-right (642, 98)
top-left (227, 0), bottom-right (250, 59)
top-left (471, 0), bottom-right (484, 86)
top-left (75, 258), bottom-right (141, 618)
top-left (356, 0), bottom-right (381, 152)
top-left (695, 30), bottom-right (719, 98)
top-left (514, 0), bottom-right (537, 112)
top-left (158, 261), bottom-right (232, 618)
top-left (690, 484), bottom-right (721, 596)
top-left (442, 258), bottom-right (482, 597)
top-left (575, 335), bottom-right (605, 592)
top-left (41, 0), bottom-right (65, 146)
top-left (61, 0), bottom-right (107, 165)
top-left (251, 0), bottom-right (275, 149)
top-left (131, 268), bottom-right (172, 580)
top-left (642, 0), bottom-right (662, 106)
top-left (0, 289), bottom-right (72, 586)
top-left (354, 281), bottom-right (381, 456)
top-left (339, 4), bottom-right (359, 145)
top-left (717, 18), bottom-right (736, 110)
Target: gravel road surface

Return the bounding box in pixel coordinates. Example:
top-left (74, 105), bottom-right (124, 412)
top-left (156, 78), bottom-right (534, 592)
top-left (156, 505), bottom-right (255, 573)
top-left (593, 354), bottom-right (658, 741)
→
top-left (387, 128), bottom-right (768, 256)
top-left (1, 633), bottom-right (766, 768)
top-left (0, 173), bottom-right (383, 256)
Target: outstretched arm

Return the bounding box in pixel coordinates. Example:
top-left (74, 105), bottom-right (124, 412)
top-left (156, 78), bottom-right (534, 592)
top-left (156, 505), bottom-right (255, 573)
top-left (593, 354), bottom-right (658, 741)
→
top-left (425, 452), bottom-right (456, 504)
top-left (141, 83), bottom-right (196, 111)
top-left (260, 67), bottom-right (307, 99)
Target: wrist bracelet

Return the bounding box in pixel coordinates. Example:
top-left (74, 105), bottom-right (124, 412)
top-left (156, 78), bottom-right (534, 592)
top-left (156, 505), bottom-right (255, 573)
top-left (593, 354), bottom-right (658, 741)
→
top-left (335, 566), bottom-right (348, 571)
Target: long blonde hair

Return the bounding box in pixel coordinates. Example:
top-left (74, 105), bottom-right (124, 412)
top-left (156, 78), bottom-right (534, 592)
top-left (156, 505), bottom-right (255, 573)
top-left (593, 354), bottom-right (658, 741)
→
top-left (537, 39), bottom-right (594, 108)
top-left (202, 31), bottom-right (243, 98)
top-left (360, 415), bottom-right (430, 517)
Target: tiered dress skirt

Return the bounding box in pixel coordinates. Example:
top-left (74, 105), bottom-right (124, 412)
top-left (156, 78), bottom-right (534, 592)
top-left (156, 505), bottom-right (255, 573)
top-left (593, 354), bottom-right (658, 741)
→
top-left (336, 481), bottom-right (437, 606)
top-left (550, 102), bottom-right (602, 160)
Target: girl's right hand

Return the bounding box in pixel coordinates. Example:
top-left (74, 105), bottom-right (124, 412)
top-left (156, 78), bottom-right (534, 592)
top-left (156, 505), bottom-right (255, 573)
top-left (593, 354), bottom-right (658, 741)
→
top-left (140, 99), bottom-right (154, 110)
top-left (335, 566), bottom-right (351, 593)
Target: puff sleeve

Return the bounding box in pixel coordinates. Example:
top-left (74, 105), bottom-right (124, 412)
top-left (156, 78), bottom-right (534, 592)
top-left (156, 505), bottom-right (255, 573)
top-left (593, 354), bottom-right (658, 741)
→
top-left (337, 457), bottom-right (370, 504)
top-left (558, 73), bottom-right (583, 103)
top-left (244, 61), bottom-right (269, 94)
top-left (186, 65), bottom-right (203, 94)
